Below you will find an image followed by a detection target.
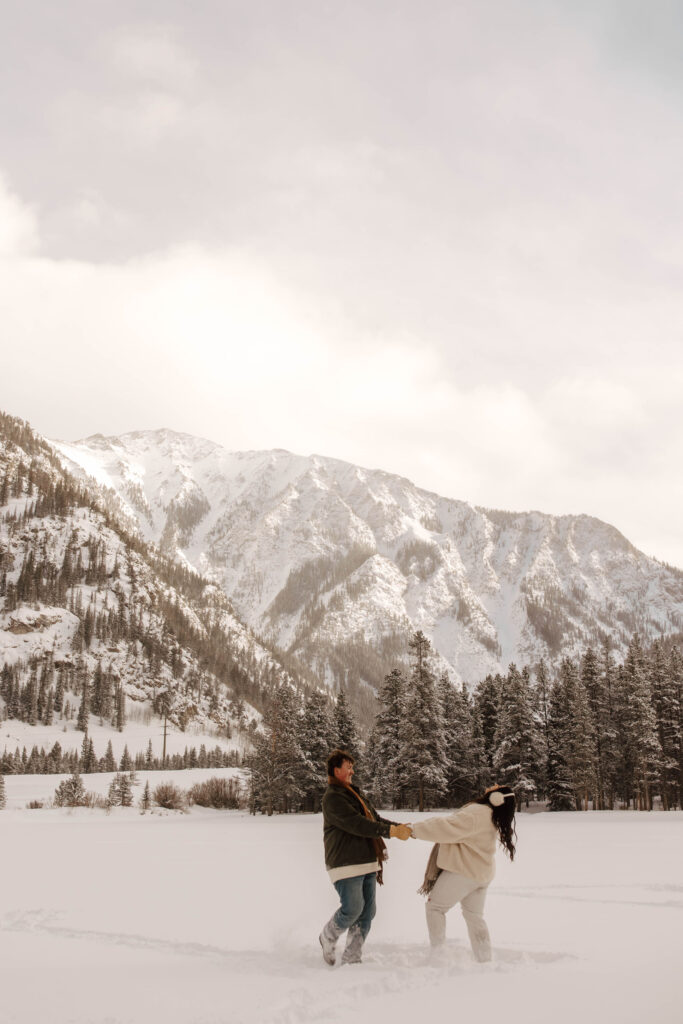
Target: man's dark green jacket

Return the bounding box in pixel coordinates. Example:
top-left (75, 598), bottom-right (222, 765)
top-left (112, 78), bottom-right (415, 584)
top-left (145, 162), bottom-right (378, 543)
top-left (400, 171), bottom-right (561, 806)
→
top-left (322, 782), bottom-right (396, 870)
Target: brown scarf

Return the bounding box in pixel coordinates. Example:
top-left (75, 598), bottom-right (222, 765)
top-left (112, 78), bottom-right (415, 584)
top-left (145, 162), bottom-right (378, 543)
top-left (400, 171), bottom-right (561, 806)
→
top-left (329, 778), bottom-right (389, 885)
top-left (417, 843), bottom-right (442, 897)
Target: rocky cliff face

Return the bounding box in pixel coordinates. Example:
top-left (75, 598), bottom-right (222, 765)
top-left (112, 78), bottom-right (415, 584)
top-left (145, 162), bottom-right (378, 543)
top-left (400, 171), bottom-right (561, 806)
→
top-left (54, 429), bottom-right (683, 689)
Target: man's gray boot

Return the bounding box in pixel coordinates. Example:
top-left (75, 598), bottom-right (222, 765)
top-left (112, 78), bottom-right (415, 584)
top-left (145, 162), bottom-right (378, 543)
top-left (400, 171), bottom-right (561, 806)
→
top-left (341, 925), bottom-right (364, 965)
top-left (319, 919), bottom-right (342, 966)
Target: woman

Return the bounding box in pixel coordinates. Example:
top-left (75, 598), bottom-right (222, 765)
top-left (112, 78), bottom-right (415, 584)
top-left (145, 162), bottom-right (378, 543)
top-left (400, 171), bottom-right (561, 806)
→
top-left (410, 785), bottom-right (516, 962)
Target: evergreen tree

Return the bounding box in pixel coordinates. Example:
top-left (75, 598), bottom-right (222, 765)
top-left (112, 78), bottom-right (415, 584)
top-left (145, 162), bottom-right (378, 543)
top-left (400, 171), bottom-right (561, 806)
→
top-left (599, 639), bottom-right (619, 809)
top-left (119, 773), bottom-right (133, 807)
top-left (27, 668), bottom-right (38, 726)
top-left (115, 684), bottom-right (126, 732)
top-left (140, 779), bottom-right (151, 811)
top-left (0, 773), bottom-right (5, 809)
top-left (249, 684), bottom-right (307, 815)
top-left (472, 673), bottom-right (501, 774)
top-left (108, 773), bottom-right (123, 805)
top-left (104, 740), bottom-right (116, 773)
top-left (248, 729), bottom-right (277, 816)
top-left (534, 660), bottom-right (552, 803)
top-left (43, 689), bottom-right (54, 726)
top-left (47, 741), bottom-right (63, 773)
top-left (298, 691), bottom-right (335, 811)
top-left (119, 745), bottom-right (132, 772)
top-left (619, 635), bottom-right (661, 809)
top-left (650, 640), bottom-right (681, 809)
top-left (403, 631), bottom-right (447, 810)
top-left (53, 771), bottom-right (86, 807)
top-left (566, 658), bottom-right (596, 810)
top-left (76, 675), bottom-right (90, 732)
top-left (581, 645), bottom-right (612, 810)
top-left (81, 734), bottom-right (97, 774)
top-left (368, 668), bottom-right (407, 807)
top-left (545, 665), bottom-right (575, 811)
top-left (670, 645), bottom-right (683, 807)
top-left (492, 663), bottom-right (539, 804)
top-left (91, 661), bottom-right (105, 717)
top-left (547, 658), bottom-right (596, 810)
top-left (467, 700), bottom-right (489, 798)
top-left (54, 667), bottom-right (65, 715)
top-left (333, 687), bottom-right (361, 763)
top-left (439, 674), bottom-right (479, 806)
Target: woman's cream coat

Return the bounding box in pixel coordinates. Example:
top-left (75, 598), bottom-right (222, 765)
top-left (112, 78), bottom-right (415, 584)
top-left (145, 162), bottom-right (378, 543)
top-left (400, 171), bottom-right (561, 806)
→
top-left (412, 802), bottom-right (497, 884)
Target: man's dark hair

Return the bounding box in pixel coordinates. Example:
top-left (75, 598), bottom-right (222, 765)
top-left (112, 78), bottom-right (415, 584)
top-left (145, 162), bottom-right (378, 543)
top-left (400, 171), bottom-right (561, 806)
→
top-left (327, 749), bottom-right (354, 777)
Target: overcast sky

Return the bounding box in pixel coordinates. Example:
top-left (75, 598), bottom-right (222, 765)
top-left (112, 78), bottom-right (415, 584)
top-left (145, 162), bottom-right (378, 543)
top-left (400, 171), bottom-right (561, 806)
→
top-left (1, 1), bottom-right (681, 566)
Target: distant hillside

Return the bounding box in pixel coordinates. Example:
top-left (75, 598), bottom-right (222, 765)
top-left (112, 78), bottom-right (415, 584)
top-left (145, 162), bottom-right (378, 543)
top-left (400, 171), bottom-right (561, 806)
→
top-left (0, 412), bottom-right (306, 760)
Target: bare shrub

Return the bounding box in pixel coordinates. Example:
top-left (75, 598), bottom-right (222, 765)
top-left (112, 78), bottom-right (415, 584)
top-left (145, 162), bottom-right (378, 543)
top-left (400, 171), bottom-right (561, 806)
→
top-left (153, 783), bottom-right (187, 810)
top-left (188, 776), bottom-right (243, 809)
top-left (83, 791), bottom-right (111, 809)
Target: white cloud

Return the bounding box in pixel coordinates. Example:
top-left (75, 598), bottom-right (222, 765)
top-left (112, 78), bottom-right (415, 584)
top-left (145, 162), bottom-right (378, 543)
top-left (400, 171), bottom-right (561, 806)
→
top-left (0, 161), bottom-right (681, 566)
top-left (0, 176), bottom-right (40, 257)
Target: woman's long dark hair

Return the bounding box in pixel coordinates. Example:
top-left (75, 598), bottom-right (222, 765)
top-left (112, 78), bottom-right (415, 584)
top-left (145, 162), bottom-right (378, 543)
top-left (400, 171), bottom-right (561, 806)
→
top-left (476, 786), bottom-right (517, 861)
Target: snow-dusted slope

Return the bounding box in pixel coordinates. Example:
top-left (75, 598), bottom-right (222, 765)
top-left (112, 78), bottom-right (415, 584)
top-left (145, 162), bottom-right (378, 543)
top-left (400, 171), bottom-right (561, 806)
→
top-left (54, 429), bottom-right (683, 688)
top-left (0, 416), bottom-right (306, 759)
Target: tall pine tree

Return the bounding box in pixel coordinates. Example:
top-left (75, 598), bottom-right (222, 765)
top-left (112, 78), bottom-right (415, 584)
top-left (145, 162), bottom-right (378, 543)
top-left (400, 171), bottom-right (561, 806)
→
top-left (368, 668), bottom-right (408, 807)
top-left (439, 674), bottom-right (481, 805)
top-left (298, 691), bottom-right (335, 811)
top-left (650, 640), bottom-right (681, 809)
top-left (249, 684), bottom-right (307, 815)
top-left (403, 631), bottom-right (447, 811)
top-left (333, 687), bottom-right (361, 764)
top-left (619, 635), bottom-right (661, 810)
top-left (492, 664), bottom-right (539, 804)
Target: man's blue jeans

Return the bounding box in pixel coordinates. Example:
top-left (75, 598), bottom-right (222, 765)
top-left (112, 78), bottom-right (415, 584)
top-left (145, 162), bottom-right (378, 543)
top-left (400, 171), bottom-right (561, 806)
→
top-left (332, 872), bottom-right (377, 940)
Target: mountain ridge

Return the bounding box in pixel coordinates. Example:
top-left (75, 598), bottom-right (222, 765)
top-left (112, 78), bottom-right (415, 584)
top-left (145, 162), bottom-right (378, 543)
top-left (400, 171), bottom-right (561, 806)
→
top-left (52, 427), bottom-right (683, 691)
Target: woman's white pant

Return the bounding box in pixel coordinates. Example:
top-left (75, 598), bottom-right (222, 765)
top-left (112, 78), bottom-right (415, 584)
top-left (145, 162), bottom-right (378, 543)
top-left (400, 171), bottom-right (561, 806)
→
top-left (426, 870), bottom-right (492, 962)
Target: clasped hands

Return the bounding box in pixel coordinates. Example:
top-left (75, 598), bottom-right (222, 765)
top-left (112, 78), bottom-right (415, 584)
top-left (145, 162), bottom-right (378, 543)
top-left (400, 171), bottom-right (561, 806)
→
top-left (389, 823), bottom-right (413, 840)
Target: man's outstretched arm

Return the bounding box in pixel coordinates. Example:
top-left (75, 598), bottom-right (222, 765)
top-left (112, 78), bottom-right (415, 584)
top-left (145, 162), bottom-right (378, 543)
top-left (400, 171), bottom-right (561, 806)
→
top-left (323, 793), bottom-right (411, 839)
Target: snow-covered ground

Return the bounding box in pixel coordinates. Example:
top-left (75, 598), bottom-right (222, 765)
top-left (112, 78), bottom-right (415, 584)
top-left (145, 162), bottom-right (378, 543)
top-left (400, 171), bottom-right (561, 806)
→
top-left (1, 804), bottom-right (680, 1024)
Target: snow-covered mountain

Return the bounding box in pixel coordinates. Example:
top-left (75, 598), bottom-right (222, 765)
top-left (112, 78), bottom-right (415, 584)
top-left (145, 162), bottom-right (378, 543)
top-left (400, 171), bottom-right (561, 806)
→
top-left (0, 414), bottom-right (304, 760)
top-left (54, 429), bottom-right (683, 689)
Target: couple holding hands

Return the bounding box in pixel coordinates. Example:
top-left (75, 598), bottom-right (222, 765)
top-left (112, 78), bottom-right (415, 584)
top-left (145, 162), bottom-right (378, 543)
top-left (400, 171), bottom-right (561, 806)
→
top-left (319, 749), bottom-right (516, 966)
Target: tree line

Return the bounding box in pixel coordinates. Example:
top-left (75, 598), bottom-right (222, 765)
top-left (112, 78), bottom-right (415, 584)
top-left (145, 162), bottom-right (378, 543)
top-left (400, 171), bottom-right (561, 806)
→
top-left (0, 735), bottom-right (241, 777)
top-left (248, 630), bottom-right (682, 814)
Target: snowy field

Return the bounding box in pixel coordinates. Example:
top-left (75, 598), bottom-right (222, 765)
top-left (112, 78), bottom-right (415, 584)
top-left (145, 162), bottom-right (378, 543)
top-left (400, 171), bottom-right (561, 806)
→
top-left (1, 801), bottom-right (681, 1024)
top-left (1, 709), bottom-right (243, 762)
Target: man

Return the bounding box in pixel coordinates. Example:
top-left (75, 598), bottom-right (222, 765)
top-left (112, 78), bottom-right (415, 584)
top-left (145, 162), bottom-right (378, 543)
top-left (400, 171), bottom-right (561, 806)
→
top-left (319, 749), bottom-right (411, 966)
